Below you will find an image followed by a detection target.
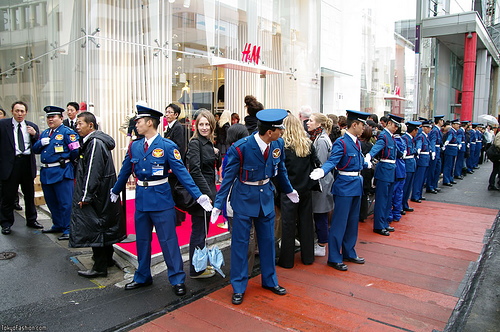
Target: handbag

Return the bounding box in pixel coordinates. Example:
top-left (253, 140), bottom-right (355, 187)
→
top-left (486, 144), bottom-right (500, 162)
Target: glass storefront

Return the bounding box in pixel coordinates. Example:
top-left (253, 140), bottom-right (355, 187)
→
top-left (0, 0), bottom-right (320, 170)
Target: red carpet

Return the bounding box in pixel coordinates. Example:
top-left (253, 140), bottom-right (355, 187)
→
top-left (115, 199), bottom-right (228, 257)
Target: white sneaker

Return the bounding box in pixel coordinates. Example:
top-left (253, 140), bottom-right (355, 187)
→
top-left (190, 268), bottom-right (215, 279)
top-left (314, 243), bottom-right (326, 257)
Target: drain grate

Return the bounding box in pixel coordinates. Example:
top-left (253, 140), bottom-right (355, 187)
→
top-left (0, 252), bottom-right (16, 260)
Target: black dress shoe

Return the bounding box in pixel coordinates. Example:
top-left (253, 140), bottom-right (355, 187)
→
top-left (426, 189), bottom-right (437, 194)
top-left (78, 269), bottom-right (107, 278)
top-left (443, 183), bottom-right (453, 187)
top-left (173, 283), bottom-right (186, 296)
top-left (410, 198), bottom-right (421, 203)
top-left (420, 197), bottom-right (426, 200)
top-left (26, 221), bottom-right (43, 229)
top-left (125, 280), bottom-right (153, 290)
top-left (435, 188), bottom-right (441, 192)
top-left (42, 228), bottom-right (62, 234)
top-left (1, 226), bottom-right (11, 235)
top-left (343, 257), bottom-right (365, 264)
top-left (327, 262), bottom-right (348, 271)
top-left (401, 210), bottom-right (406, 215)
top-left (403, 207), bottom-right (414, 212)
top-left (386, 226), bottom-right (395, 232)
top-left (466, 170), bottom-right (474, 174)
top-left (58, 234), bottom-right (69, 241)
top-left (454, 176), bottom-right (464, 180)
top-left (450, 181), bottom-right (457, 184)
top-left (262, 285), bottom-right (287, 295)
top-left (488, 185), bottom-right (500, 191)
top-left (373, 229), bottom-right (390, 236)
top-left (232, 293), bottom-right (244, 305)
top-left (14, 203), bottom-right (22, 211)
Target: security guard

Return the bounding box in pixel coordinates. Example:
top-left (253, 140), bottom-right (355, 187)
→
top-left (389, 123), bottom-right (406, 222)
top-left (210, 109), bottom-right (299, 305)
top-left (426, 115), bottom-right (444, 193)
top-left (442, 119), bottom-right (460, 186)
top-left (33, 106), bottom-right (80, 240)
top-left (402, 121), bottom-right (421, 212)
top-left (466, 122), bottom-right (477, 173)
top-left (310, 110), bottom-right (370, 271)
top-left (455, 121), bottom-right (468, 178)
top-left (474, 123), bottom-right (483, 168)
top-left (111, 105), bottom-right (212, 296)
top-left (365, 114), bottom-right (403, 236)
top-left (411, 120), bottom-right (433, 203)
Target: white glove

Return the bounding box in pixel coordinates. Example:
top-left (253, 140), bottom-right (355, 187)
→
top-left (458, 144), bottom-right (462, 149)
top-left (286, 189), bottom-right (300, 204)
top-left (467, 143), bottom-right (470, 149)
top-left (41, 137), bottom-right (50, 146)
top-left (366, 160), bottom-right (373, 169)
top-left (210, 207), bottom-right (221, 224)
top-left (441, 146), bottom-right (446, 151)
top-left (431, 152), bottom-right (436, 160)
top-left (417, 149), bottom-right (421, 155)
top-left (196, 194), bottom-right (213, 212)
top-left (402, 150), bottom-right (407, 159)
top-left (110, 189), bottom-right (119, 203)
top-left (364, 153), bottom-right (371, 165)
top-left (444, 141), bottom-right (449, 147)
top-left (309, 168), bottom-right (325, 180)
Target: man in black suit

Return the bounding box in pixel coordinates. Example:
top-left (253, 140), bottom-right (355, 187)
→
top-left (63, 102), bottom-right (79, 130)
top-left (0, 101), bottom-right (43, 235)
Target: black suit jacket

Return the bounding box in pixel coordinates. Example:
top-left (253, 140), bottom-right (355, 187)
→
top-left (0, 118), bottom-right (40, 180)
top-left (63, 118), bottom-right (77, 130)
top-left (164, 120), bottom-right (186, 159)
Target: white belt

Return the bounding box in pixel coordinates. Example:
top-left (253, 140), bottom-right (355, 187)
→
top-left (380, 159), bottom-right (396, 164)
top-left (137, 177), bottom-right (169, 187)
top-left (435, 145), bottom-right (441, 147)
top-left (419, 151), bottom-right (430, 155)
top-left (243, 178), bottom-right (270, 186)
top-left (338, 171), bottom-right (361, 176)
top-left (404, 155), bottom-right (414, 159)
top-left (41, 159), bottom-right (70, 168)
top-left (470, 142), bottom-right (476, 145)
top-left (447, 144), bottom-right (458, 146)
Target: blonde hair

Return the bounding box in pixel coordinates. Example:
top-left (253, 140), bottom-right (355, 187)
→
top-left (192, 109), bottom-right (216, 141)
top-left (218, 109), bottom-right (231, 127)
top-left (282, 114), bottom-right (312, 158)
top-left (310, 112), bottom-right (333, 135)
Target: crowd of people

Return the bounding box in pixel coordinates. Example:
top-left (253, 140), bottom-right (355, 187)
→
top-left (1, 98), bottom-right (499, 306)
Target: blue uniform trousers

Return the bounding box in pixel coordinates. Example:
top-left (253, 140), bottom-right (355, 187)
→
top-left (467, 145), bottom-right (476, 172)
top-left (328, 195), bottom-right (361, 264)
top-left (231, 209), bottom-right (278, 294)
top-left (474, 144), bottom-right (482, 167)
top-left (402, 171), bottom-right (415, 210)
top-left (411, 166), bottom-right (428, 200)
top-left (389, 180), bottom-right (404, 222)
top-left (134, 208), bottom-right (185, 286)
top-left (454, 151), bottom-right (465, 177)
top-left (443, 155), bottom-right (456, 184)
top-left (373, 180), bottom-right (394, 230)
top-left (42, 179), bottom-right (73, 234)
top-left (426, 157), bottom-right (441, 191)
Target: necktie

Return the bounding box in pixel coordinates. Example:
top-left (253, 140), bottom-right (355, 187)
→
top-left (17, 123), bottom-right (25, 152)
top-left (144, 141), bottom-right (148, 152)
top-left (49, 129), bottom-right (54, 137)
top-left (263, 145), bottom-right (269, 161)
top-left (70, 120), bottom-right (74, 129)
top-left (355, 139), bottom-right (360, 151)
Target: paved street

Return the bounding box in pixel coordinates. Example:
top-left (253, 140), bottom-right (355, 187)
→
top-left (0, 162), bottom-right (498, 331)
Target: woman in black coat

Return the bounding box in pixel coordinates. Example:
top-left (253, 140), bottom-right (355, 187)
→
top-left (359, 125), bottom-right (374, 222)
top-left (186, 110), bottom-right (221, 278)
top-left (277, 115), bottom-right (321, 268)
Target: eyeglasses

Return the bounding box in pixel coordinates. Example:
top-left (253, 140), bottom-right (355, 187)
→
top-left (165, 111), bottom-right (175, 114)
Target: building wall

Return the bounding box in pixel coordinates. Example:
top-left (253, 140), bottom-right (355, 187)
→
top-left (435, 41), bottom-right (453, 118)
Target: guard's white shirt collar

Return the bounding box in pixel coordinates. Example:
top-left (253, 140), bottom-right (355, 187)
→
top-left (384, 127), bottom-right (394, 137)
top-left (345, 130), bottom-right (359, 146)
top-left (145, 133), bottom-right (159, 148)
top-left (254, 133), bottom-right (269, 155)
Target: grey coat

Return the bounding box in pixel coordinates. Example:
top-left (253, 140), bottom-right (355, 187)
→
top-left (312, 130), bottom-right (334, 213)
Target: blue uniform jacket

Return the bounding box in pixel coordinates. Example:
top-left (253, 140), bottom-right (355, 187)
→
top-left (32, 124), bottom-right (80, 185)
top-left (415, 132), bottom-right (431, 166)
top-left (429, 126), bottom-right (442, 157)
top-left (402, 133), bottom-right (416, 173)
top-left (113, 135), bottom-right (202, 212)
top-left (394, 135), bottom-right (406, 179)
top-left (457, 127), bottom-right (466, 152)
top-left (213, 134), bottom-right (293, 217)
top-left (321, 133), bottom-right (365, 197)
top-left (476, 130), bottom-right (482, 144)
top-left (369, 129), bottom-right (401, 182)
top-left (444, 128), bottom-right (458, 156)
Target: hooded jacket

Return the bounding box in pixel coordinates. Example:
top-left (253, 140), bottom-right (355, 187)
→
top-left (69, 130), bottom-right (126, 248)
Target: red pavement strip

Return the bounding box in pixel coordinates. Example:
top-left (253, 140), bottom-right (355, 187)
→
top-left (133, 201), bottom-right (497, 332)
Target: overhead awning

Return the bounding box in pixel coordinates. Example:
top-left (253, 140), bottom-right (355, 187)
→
top-left (384, 93), bottom-right (409, 101)
top-left (209, 56), bottom-right (283, 75)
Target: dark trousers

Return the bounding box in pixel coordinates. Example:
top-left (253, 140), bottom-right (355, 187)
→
top-left (189, 213), bottom-right (210, 276)
top-left (92, 246), bottom-right (114, 273)
top-left (313, 212), bottom-right (329, 244)
top-left (0, 155), bottom-right (37, 228)
top-left (278, 191), bottom-right (314, 268)
top-left (373, 179), bottom-right (395, 230)
top-left (359, 193), bottom-right (369, 221)
top-left (489, 161), bottom-right (500, 186)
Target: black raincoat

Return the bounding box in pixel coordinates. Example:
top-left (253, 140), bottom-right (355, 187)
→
top-left (69, 131), bottom-right (126, 248)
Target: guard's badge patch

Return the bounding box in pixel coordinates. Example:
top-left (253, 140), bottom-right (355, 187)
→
top-left (152, 149), bottom-right (164, 158)
top-left (55, 134), bottom-right (63, 140)
top-left (272, 148), bottom-right (281, 158)
top-left (173, 149), bottom-right (181, 160)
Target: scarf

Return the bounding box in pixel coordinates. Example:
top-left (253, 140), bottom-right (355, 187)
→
top-left (309, 127), bottom-right (323, 142)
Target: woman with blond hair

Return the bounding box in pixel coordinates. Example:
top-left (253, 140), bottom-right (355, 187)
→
top-left (186, 109), bottom-right (221, 278)
top-left (306, 112), bottom-right (334, 256)
top-left (278, 115), bottom-right (320, 268)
